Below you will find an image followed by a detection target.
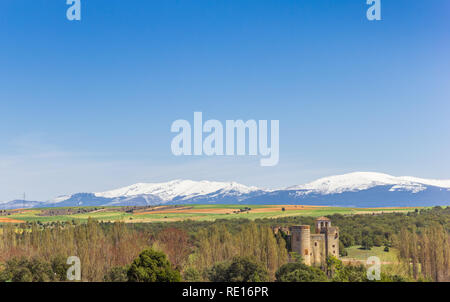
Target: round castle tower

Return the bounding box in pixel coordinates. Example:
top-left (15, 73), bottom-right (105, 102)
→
top-left (290, 225), bottom-right (311, 265)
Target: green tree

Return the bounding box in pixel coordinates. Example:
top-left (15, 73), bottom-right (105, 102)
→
top-left (275, 261), bottom-right (327, 282)
top-left (127, 249), bottom-right (181, 282)
top-left (327, 256), bottom-right (368, 282)
top-left (339, 233), bottom-right (354, 248)
top-left (208, 256), bottom-right (269, 282)
top-left (361, 237), bottom-right (373, 250)
top-left (339, 241), bottom-right (348, 257)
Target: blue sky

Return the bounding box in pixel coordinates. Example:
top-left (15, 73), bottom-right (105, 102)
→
top-left (0, 0), bottom-right (449, 201)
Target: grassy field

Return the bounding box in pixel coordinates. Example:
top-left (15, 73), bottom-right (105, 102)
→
top-left (340, 246), bottom-right (407, 276)
top-left (341, 246), bottom-right (400, 263)
top-left (0, 204), bottom-right (420, 224)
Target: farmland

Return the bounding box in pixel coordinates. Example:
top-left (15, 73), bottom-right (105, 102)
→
top-left (0, 204), bottom-right (420, 224)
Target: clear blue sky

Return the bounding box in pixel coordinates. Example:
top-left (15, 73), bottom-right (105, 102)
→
top-left (0, 0), bottom-right (449, 201)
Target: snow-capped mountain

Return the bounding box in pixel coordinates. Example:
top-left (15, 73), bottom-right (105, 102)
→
top-left (95, 179), bottom-right (261, 202)
top-left (287, 172), bottom-right (450, 194)
top-left (244, 172), bottom-right (450, 207)
top-left (38, 180), bottom-right (266, 208)
top-left (1, 172), bottom-right (450, 209)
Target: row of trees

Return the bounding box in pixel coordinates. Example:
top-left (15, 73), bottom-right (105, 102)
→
top-left (397, 224), bottom-right (450, 281)
top-left (0, 219), bottom-right (149, 281)
top-left (187, 223), bottom-right (288, 280)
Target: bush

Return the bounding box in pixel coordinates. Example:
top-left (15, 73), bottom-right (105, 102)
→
top-left (104, 266), bottom-right (129, 282)
top-left (127, 249), bottom-right (181, 282)
top-left (51, 255), bottom-right (71, 281)
top-left (379, 273), bottom-right (409, 282)
top-left (0, 258), bottom-right (60, 282)
top-left (183, 267), bottom-right (202, 282)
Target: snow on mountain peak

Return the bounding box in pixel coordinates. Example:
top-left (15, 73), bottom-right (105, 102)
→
top-left (288, 172), bottom-right (450, 194)
top-left (76, 172), bottom-right (450, 202)
top-left (94, 179), bottom-right (261, 201)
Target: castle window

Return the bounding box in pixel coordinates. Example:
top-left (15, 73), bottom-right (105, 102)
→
top-left (333, 251), bottom-right (335, 254)
top-left (332, 245), bottom-right (335, 248)
top-left (296, 235), bottom-right (300, 242)
top-left (315, 242), bottom-right (317, 247)
top-left (304, 249), bottom-right (308, 255)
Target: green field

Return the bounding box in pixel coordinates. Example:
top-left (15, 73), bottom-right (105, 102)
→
top-left (0, 204), bottom-right (420, 224)
top-left (341, 246), bottom-right (400, 263)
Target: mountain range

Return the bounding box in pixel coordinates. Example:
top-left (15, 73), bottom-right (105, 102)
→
top-left (1, 172), bottom-right (450, 209)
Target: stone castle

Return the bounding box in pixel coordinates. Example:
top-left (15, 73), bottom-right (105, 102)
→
top-left (275, 217), bottom-right (339, 266)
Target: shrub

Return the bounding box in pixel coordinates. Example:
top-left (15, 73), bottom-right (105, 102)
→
top-left (183, 267), bottom-right (202, 282)
top-left (104, 266), bottom-right (129, 282)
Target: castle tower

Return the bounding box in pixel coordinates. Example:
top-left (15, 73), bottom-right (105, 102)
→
top-left (315, 216), bottom-right (331, 234)
top-left (326, 226), bottom-right (339, 257)
top-left (315, 217), bottom-right (339, 258)
top-left (310, 233), bottom-right (325, 266)
top-left (290, 225), bottom-right (311, 265)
